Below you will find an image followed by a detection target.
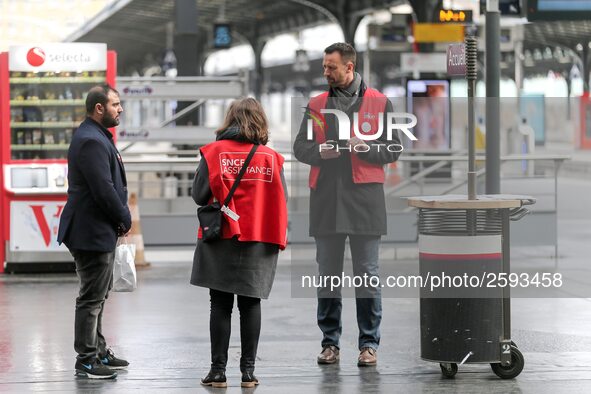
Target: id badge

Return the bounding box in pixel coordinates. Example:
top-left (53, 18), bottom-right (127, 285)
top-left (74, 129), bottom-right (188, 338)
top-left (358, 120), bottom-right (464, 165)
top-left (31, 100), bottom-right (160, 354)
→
top-left (221, 205), bottom-right (240, 221)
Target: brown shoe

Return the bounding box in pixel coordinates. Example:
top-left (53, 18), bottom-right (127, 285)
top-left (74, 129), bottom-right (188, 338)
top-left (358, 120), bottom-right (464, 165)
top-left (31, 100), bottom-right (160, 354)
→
top-left (317, 345), bottom-right (340, 364)
top-left (358, 347), bottom-right (377, 366)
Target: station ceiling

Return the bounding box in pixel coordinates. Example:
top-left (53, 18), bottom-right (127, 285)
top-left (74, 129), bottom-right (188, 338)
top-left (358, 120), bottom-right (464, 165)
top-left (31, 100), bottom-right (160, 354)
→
top-left (66, 0), bottom-right (591, 76)
top-left (66, 0), bottom-right (404, 73)
top-left (525, 20), bottom-right (591, 49)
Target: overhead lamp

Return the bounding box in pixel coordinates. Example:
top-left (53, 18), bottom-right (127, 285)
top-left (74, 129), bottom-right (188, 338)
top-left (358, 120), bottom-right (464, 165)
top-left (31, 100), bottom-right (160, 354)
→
top-left (523, 50), bottom-right (534, 67)
top-left (389, 4), bottom-right (413, 14)
top-left (293, 49), bottom-right (310, 72)
top-left (543, 47), bottom-right (553, 60)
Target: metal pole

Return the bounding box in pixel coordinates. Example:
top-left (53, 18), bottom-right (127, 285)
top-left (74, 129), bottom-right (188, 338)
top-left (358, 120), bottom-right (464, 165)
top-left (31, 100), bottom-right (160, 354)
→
top-left (554, 160), bottom-right (560, 267)
top-left (486, 0), bottom-right (501, 194)
top-left (514, 25), bottom-right (524, 92)
top-left (466, 36), bottom-right (478, 200)
top-left (501, 208), bottom-right (512, 364)
top-left (363, 45), bottom-right (371, 87)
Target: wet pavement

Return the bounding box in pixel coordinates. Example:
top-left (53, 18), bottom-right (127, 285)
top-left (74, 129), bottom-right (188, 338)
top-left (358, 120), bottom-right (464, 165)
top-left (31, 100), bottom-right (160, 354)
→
top-left (1, 177), bottom-right (591, 393)
top-left (1, 254), bottom-right (591, 393)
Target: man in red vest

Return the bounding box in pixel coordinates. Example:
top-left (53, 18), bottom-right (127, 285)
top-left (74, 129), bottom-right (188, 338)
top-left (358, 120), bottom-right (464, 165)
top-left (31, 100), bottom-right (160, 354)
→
top-left (294, 42), bottom-right (401, 367)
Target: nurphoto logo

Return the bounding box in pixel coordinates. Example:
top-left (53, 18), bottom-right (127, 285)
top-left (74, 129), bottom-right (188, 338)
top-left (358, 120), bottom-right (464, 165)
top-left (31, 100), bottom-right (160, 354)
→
top-left (305, 108), bottom-right (418, 153)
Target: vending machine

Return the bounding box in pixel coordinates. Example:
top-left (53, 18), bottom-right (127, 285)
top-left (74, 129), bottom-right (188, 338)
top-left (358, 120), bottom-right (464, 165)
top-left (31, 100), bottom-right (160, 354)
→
top-left (0, 43), bottom-right (116, 272)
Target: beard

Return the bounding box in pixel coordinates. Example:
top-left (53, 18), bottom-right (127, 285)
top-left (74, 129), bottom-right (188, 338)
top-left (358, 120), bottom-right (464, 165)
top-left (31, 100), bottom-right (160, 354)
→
top-left (101, 112), bottom-right (120, 128)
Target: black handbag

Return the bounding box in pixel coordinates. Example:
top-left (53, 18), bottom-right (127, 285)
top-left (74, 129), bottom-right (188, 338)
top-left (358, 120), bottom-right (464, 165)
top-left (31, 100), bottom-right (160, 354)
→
top-left (198, 143), bottom-right (259, 242)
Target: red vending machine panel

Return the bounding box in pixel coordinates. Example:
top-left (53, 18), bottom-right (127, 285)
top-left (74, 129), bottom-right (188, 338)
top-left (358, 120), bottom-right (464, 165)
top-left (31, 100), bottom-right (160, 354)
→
top-left (0, 44), bottom-right (116, 272)
top-left (579, 92), bottom-right (591, 150)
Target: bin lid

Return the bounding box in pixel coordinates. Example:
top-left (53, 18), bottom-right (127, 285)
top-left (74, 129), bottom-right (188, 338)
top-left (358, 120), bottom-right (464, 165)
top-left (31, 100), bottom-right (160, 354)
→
top-left (407, 194), bottom-right (535, 209)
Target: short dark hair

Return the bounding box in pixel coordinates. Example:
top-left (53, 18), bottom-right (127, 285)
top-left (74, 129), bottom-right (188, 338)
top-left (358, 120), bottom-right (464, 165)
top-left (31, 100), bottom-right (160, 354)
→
top-left (85, 84), bottom-right (119, 115)
top-left (324, 42), bottom-right (356, 67)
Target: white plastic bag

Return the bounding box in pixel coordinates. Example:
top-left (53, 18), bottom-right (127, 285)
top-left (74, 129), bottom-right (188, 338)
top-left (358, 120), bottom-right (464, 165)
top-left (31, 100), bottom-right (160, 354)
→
top-left (112, 238), bottom-right (137, 292)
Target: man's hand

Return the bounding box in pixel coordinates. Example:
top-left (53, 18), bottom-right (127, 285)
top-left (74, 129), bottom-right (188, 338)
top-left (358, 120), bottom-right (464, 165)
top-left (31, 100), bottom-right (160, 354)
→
top-left (319, 141), bottom-right (341, 160)
top-left (347, 137), bottom-right (368, 153)
top-left (117, 223), bottom-right (130, 237)
top-left (320, 149), bottom-right (341, 159)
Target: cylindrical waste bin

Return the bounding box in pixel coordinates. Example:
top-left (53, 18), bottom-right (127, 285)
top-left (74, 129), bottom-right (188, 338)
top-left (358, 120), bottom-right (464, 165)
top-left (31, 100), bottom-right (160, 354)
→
top-left (408, 195), bottom-right (535, 379)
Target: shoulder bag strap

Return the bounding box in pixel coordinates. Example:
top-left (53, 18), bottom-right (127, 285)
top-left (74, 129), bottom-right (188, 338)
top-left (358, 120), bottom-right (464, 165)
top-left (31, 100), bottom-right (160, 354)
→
top-left (222, 143), bottom-right (259, 207)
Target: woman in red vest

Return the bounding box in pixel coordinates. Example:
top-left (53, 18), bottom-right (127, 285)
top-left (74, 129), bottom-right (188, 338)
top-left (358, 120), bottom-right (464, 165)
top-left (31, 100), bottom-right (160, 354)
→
top-left (191, 98), bottom-right (288, 388)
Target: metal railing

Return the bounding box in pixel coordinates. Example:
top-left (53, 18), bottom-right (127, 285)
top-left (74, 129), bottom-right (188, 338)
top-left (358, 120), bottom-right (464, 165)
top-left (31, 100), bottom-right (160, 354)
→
top-left (122, 153), bottom-right (568, 257)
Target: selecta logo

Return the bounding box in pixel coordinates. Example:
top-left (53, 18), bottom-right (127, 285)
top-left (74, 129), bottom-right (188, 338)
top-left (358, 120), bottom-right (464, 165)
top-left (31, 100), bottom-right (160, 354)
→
top-left (26, 47), bottom-right (46, 67)
top-left (9, 43), bottom-right (106, 72)
top-left (25, 47), bottom-right (93, 67)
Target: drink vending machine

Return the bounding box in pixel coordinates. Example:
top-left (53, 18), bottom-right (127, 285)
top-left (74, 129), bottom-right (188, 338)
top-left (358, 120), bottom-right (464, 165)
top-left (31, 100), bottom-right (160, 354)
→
top-left (0, 43), bottom-right (116, 272)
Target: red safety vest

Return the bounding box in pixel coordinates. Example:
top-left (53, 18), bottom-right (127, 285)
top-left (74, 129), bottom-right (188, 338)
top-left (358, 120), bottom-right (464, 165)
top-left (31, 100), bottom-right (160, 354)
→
top-left (307, 88), bottom-right (388, 189)
top-left (199, 140), bottom-right (288, 249)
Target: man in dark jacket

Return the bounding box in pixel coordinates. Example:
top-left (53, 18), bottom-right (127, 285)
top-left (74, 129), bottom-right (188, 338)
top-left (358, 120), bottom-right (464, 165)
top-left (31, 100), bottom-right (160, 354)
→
top-left (58, 84), bottom-right (131, 379)
top-left (293, 43), bottom-right (401, 367)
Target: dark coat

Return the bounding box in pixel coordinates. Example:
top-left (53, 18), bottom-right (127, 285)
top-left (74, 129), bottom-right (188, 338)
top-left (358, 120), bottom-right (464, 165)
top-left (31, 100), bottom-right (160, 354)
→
top-left (293, 80), bottom-right (401, 236)
top-left (57, 117), bottom-right (131, 252)
top-left (190, 127), bottom-right (287, 299)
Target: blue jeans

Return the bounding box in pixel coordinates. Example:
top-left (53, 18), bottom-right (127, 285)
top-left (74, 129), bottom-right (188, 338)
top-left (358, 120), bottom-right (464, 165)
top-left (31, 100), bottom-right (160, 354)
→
top-left (315, 234), bottom-right (382, 351)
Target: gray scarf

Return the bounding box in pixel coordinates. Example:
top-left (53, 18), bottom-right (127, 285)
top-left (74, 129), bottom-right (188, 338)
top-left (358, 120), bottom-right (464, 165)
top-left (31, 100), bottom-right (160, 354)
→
top-left (331, 72), bottom-right (362, 111)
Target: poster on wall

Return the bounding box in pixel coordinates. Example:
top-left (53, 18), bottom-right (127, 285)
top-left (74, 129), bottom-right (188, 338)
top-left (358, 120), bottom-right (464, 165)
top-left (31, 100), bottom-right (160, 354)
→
top-left (406, 79), bottom-right (451, 151)
top-left (519, 93), bottom-right (546, 146)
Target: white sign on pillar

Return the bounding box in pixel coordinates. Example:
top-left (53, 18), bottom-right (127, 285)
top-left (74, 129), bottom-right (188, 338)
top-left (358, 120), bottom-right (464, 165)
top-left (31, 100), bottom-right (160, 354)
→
top-left (401, 53), bottom-right (448, 73)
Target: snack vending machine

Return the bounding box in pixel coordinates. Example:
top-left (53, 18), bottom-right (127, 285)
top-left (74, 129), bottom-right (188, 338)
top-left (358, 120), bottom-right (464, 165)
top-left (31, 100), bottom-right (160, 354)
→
top-left (0, 43), bottom-right (116, 272)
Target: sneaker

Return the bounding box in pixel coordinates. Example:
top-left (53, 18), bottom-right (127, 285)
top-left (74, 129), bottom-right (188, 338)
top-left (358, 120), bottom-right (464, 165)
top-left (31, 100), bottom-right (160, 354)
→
top-left (200, 370), bottom-right (227, 388)
top-left (357, 347), bottom-right (377, 367)
top-left (317, 345), bottom-right (340, 365)
top-left (75, 359), bottom-right (117, 379)
top-left (100, 349), bottom-right (129, 370)
top-left (241, 371), bottom-right (259, 388)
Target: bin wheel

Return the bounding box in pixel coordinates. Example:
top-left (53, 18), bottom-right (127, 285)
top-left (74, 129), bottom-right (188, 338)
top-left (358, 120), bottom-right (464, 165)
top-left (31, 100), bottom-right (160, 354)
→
top-left (440, 363), bottom-right (458, 378)
top-left (491, 346), bottom-right (524, 379)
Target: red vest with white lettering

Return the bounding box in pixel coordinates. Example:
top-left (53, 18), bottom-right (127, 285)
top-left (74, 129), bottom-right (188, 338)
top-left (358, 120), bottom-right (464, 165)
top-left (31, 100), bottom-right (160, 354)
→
top-left (307, 88), bottom-right (387, 189)
top-left (199, 140), bottom-right (288, 249)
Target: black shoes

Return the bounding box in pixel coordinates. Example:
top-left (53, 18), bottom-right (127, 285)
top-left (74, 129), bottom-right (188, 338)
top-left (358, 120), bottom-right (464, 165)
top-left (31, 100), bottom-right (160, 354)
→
top-left (200, 370), bottom-right (259, 388)
top-left (241, 371), bottom-right (260, 388)
top-left (201, 370), bottom-right (228, 388)
top-left (75, 359), bottom-right (117, 379)
top-left (99, 349), bottom-right (129, 370)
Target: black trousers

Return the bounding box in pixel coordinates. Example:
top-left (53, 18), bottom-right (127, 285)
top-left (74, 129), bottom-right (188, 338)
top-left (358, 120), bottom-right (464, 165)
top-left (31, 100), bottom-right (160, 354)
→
top-left (209, 289), bottom-right (261, 373)
top-left (71, 249), bottom-right (115, 362)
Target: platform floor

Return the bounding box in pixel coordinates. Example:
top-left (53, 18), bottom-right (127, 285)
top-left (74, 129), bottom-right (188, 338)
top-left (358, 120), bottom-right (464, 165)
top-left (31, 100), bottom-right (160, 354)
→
top-left (1, 176), bottom-right (591, 393)
top-left (1, 253), bottom-right (591, 393)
